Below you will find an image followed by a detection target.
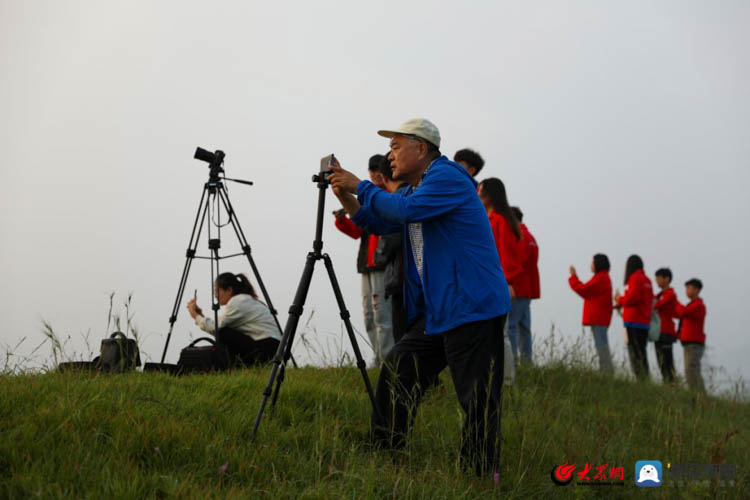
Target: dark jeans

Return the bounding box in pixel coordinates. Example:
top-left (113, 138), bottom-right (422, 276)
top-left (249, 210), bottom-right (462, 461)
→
top-left (390, 291), bottom-right (407, 344)
top-left (217, 328), bottom-right (279, 367)
top-left (372, 314), bottom-right (506, 477)
top-left (626, 327), bottom-right (649, 380)
top-left (654, 334), bottom-right (676, 383)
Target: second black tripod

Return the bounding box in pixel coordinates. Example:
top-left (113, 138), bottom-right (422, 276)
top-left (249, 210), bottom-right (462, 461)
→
top-left (250, 156), bottom-right (378, 441)
top-left (160, 147), bottom-right (292, 366)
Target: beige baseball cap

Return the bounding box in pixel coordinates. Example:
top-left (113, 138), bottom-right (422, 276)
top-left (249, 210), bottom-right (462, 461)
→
top-left (377, 118), bottom-right (441, 148)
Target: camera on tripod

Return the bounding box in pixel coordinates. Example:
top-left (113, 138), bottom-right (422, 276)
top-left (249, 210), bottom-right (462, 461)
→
top-left (194, 147), bottom-right (225, 181)
top-left (194, 147), bottom-right (225, 166)
top-left (251, 150), bottom-right (377, 440)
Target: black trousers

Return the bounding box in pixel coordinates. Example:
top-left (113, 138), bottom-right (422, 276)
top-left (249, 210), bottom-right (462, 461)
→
top-left (390, 291), bottom-right (407, 344)
top-left (217, 328), bottom-right (279, 367)
top-left (654, 334), bottom-right (676, 383)
top-left (626, 327), bottom-right (649, 380)
top-left (372, 314), bottom-right (506, 477)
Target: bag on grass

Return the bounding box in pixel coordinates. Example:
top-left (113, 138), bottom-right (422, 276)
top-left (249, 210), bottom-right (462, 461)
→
top-left (648, 299), bottom-right (661, 342)
top-left (177, 337), bottom-right (230, 373)
top-left (100, 331), bottom-right (141, 373)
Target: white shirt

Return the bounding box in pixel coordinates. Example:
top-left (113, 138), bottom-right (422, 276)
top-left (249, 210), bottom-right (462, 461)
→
top-left (407, 160), bottom-right (434, 283)
top-left (195, 294), bottom-right (281, 342)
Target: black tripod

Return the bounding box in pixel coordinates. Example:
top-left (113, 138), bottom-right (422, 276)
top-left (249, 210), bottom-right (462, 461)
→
top-left (161, 147), bottom-right (292, 366)
top-left (250, 164), bottom-right (378, 441)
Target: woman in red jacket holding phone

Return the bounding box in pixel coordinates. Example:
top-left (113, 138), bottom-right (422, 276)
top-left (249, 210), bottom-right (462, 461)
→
top-left (614, 254), bottom-right (654, 381)
top-left (568, 254), bottom-right (614, 374)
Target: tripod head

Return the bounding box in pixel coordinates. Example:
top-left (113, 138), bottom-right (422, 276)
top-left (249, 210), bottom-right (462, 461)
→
top-left (309, 154), bottom-right (335, 255)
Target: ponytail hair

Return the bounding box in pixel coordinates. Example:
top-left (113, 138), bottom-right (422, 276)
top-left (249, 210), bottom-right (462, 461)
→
top-left (478, 178), bottom-right (521, 240)
top-left (216, 272), bottom-right (258, 299)
top-left (624, 254), bottom-right (644, 285)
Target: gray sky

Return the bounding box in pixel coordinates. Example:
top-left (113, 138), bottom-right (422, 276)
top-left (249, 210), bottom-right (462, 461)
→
top-left (1, 1), bottom-right (748, 390)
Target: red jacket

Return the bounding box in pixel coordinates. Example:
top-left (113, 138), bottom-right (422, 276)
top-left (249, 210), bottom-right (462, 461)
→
top-left (515, 224), bottom-right (540, 299)
top-left (617, 269), bottom-right (654, 325)
top-left (487, 212), bottom-right (524, 288)
top-left (675, 297), bottom-right (706, 344)
top-left (334, 216), bottom-right (380, 270)
top-left (568, 271), bottom-right (613, 326)
top-left (654, 287), bottom-right (678, 337)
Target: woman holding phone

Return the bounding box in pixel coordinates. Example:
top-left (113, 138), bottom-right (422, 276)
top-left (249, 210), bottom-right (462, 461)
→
top-left (568, 254), bottom-right (614, 374)
top-left (187, 272), bottom-right (280, 366)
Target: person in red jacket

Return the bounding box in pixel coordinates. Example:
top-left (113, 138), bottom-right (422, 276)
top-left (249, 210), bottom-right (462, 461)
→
top-left (653, 268), bottom-right (678, 383)
top-left (512, 207), bottom-right (540, 301)
top-left (568, 254), bottom-right (614, 374)
top-left (511, 206), bottom-right (539, 363)
top-left (675, 278), bottom-right (707, 393)
top-left (332, 154), bottom-right (393, 366)
top-left (614, 254), bottom-right (654, 381)
top-left (478, 178), bottom-right (526, 363)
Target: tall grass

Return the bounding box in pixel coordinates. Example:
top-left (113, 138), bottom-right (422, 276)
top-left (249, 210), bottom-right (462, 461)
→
top-left (1, 364), bottom-right (748, 498)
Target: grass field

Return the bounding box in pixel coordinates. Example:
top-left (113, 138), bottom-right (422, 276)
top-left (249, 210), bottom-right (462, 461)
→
top-left (1, 352), bottom-right (748, 499)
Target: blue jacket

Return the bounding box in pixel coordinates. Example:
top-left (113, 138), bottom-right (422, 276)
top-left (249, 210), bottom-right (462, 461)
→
top-left (352, 156), bottom-right (511, 334)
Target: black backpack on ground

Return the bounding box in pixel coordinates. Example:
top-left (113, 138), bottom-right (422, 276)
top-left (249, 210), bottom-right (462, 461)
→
top-left (99, 331), bottom-right (141, 373)
top-left (177, 337), bottom-right (230, 373)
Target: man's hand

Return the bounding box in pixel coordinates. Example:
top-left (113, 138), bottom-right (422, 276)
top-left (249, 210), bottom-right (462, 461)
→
top-left (569, 265), bottom-right (576, 276)
top-left (328, 158), bottom-right (361, 195)
top-left (613, 289), bottom-right (621, 307)
top-left (508, 285), bottom-right (516, 300)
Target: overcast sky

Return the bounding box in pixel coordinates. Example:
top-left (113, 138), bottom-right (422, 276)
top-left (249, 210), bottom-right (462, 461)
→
top-left (1, 1), bottom-right (748, 393)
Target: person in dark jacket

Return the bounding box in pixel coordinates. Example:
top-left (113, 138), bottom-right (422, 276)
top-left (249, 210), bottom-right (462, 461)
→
top-left (333, 154), bottom-right (393, 365)
top-left (569, 254), bottom-right (614, 374)
top-left (675, 278), bottom-right (707, 393)
top-left (329, 118), bottom-right (510, 479)
top-left (373, 153), bottom-right (409, 343)
top-left (614, 254), bottom-right (654, 381)
top-left (653, 268), bottom-right (679, 383)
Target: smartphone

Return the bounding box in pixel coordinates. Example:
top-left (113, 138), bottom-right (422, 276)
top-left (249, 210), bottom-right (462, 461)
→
top-left (320, 154), bottom-right (335, 173)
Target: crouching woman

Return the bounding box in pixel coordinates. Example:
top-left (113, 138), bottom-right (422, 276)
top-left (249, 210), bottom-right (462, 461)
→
top-left (187, 272), bottom-right (280, 367)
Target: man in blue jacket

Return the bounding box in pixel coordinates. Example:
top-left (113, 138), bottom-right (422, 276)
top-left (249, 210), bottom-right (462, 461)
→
top-left (329, 118), bottom-right (510, 478)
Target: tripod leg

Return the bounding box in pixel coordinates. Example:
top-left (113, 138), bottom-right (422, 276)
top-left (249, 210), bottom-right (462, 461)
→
top-left (161, 187), bottom-right (210, 363)
top-left (217, 185), bottom-right (297, 368)
top-left (251, 252), bottom-right (317, 442)
top-left (269, 310), bottom-right (298, 411)
top-left (322, 253), bottom-right (379, 418)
